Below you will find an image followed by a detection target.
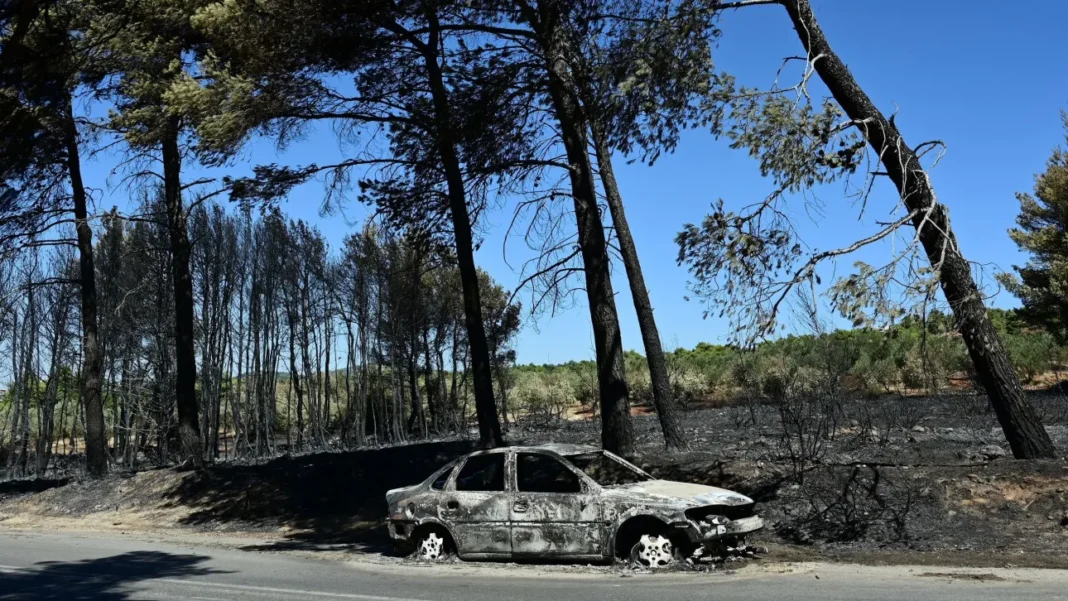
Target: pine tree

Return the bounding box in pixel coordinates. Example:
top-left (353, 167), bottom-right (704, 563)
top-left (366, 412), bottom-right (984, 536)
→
top-left (1000, 113), bottom-right (1068, 345)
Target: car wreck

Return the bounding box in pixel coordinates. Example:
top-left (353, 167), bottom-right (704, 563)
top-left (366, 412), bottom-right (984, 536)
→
top-left (386, 444), bottom-right (763, 567)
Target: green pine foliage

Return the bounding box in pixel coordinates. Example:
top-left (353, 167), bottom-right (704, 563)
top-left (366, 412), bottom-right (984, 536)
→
top-left (999, 113), bottom-right (1068, 345)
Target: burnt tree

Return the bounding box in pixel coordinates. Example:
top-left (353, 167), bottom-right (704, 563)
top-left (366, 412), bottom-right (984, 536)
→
top-left (161, 122), bottom-right (203, 466)
top-left (773, 0), bottom-right (1054, 458)
top-left (63, 100), bottom-right (108, 477)
top-left (593, 128), bottom-right (686, 451)
top-left (519, 0), bottom-right (634, 456)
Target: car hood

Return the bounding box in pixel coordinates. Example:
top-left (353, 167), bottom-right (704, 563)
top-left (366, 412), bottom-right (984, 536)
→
top-left (601, 480), bottom-right (753, 507)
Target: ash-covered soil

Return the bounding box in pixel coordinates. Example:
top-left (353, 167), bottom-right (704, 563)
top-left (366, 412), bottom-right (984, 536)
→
top-left (516, 392), bottom-right (1068, 566)
top-left (2, 392), bottom-right (1067, 568)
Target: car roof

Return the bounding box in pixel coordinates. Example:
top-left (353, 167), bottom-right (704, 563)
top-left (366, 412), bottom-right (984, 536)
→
top-left (465, 443), bottom-right (601, 457)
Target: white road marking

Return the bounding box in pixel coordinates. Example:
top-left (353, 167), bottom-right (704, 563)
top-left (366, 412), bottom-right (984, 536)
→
top-left (157, 578), bottom-right (434, 601)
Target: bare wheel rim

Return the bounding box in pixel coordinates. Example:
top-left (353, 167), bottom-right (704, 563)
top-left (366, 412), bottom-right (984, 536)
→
top-left (417, 532), bottom-right (446, 560)
top-left (631, 534), bottom-right (674, 568)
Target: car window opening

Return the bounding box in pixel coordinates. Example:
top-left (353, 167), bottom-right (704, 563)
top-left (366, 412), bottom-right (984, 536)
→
top-left (517, 453), bottom-right (582, 493)
top-left (565, 452), bottom-right (653, 486)
top-left (455, 454), bottom-right (505, 492)
top-left (431, 465), bottom-right (455, 491)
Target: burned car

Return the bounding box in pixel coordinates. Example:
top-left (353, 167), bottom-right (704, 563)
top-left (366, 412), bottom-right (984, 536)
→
top-left (386, 444), bottom-right (763, 567)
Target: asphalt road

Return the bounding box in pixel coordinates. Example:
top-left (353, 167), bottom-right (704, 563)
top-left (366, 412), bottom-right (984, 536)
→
top-left (1, 530), bottom-right (1067, 600)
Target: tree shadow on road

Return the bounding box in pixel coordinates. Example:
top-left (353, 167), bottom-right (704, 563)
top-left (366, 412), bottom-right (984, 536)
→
top-left (237, 519), bottom-right (395, 556)
top-left (0, 551), bottom-right (224, 601)
top-left (162, 440), bottom-right (476, 551)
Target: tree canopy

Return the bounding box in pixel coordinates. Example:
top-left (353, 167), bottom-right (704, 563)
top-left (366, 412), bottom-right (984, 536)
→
top-left (1000, 113), bottom-right (1068, 345)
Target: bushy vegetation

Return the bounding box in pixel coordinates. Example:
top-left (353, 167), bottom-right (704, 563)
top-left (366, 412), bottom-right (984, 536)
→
top-left (509, 309), bottom-right (1068, 415)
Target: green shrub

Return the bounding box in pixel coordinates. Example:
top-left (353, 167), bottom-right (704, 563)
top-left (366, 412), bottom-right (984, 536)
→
top-left (1005, 331), bottom-right (1059, 382)
top-left (511, 371), bottom-right (573, 421)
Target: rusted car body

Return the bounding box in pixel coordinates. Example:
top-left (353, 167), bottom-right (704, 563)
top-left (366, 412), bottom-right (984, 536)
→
top-left (386, 444), bottom-right (763, 565)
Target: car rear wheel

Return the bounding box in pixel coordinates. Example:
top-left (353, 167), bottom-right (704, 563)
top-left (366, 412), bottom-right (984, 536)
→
top-left (629, 534), bottom-right (677, 569)
top-left (413, 530), bottom-right (449, 561)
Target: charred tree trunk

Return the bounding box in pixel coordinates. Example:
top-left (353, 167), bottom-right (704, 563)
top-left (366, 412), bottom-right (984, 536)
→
top-left (324, 313), bottom-right (333, 436)
top-left (356, 291), bottom-right (370, 446)
top-left (450, 324), bottom-right (460, 414)
top-left (161, 121), bottom-right (203, 467)
top-left (495, 358), bottom-right (510, 428)
top-left (423, 326), bottom-right (439, 433)
top-left (6, 312), bottom-right (18, 462)
top-left (36, 362), bottom-right (59, 477)
top-left (298, 278), bottom-right (319, 446)
top-left (119, 355), bottom-right (131, 464)
top-left (199, 270), bottom-right (213, 458)
top-left (14, 271), bottom-right (36, 478)
top-left (233, 261), bottom-right (248, 456)
top-left (36, 286), bottom-right (70, 477)
top-left (523, 0), bottom-right (634, 456)
top-left (286, 301), bottom-right (305, 451)
top-left (436, 346), bottom-right (448, 431)
top-left (251, 282), bottom-right (264, 455)
top-left (486, 332), bottom-right (508, 427)
top-left (414, 8), bottom-right (503, 447)
top-left (406, 350), bottom-right (424, 438)
top-left (342, 320), bottom-right (355, 444)
top-left (779, 0), bottom-right (1055, 459)
top-left (63, 101), bottom-right (108, 477)
top-left (212, 319), bottom-right (228, 459)
top-left (591, 129), bottom-right (687, 451)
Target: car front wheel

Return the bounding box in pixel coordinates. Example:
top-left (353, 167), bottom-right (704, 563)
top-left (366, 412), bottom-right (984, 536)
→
top-left (629, 534), bottom-right (677, 569)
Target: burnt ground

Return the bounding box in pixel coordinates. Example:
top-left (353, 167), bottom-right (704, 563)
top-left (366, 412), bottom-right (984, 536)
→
top-left (532, 391), bottom-right (1068, 566)
top-left (1, 392), bottom-right (1068, 569)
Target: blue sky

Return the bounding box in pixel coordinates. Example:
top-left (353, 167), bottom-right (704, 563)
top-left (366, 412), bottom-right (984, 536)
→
top-left (81, 0), bottom-right (1068, 365)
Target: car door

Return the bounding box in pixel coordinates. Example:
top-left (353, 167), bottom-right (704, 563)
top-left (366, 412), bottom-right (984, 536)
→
top-left (440, 452), bottom-right (512, 556)
top-left (511, 452), bottom-right (603, 557)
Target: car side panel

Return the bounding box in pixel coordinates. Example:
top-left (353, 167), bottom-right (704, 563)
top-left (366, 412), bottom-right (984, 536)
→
top-left (511, 492), bottom-right (603, 557)
top-left (444, 491), bottom-right (512, 556)
top-left (441, 453), bottom-right (513, 557)
top-left (511, 451), bottom-right (607, 558)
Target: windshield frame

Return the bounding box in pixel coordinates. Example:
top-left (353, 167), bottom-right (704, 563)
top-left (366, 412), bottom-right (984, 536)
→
top-left (562, 450), bottom-right (654, 487)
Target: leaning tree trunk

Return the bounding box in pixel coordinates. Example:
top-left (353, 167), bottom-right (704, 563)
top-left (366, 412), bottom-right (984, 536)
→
top-left (525, 0), bottom-right (634, 456)
top-left (417, 8), bottom-right (504, 448)
top-left (592, 128), bottom-right (687, 451)
top-left (63, 100), bottom-right (108, 477)
top-left (161, 121), bottom-right (204, 467)
top-left (780, 0), bottom-right (1055, 459)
